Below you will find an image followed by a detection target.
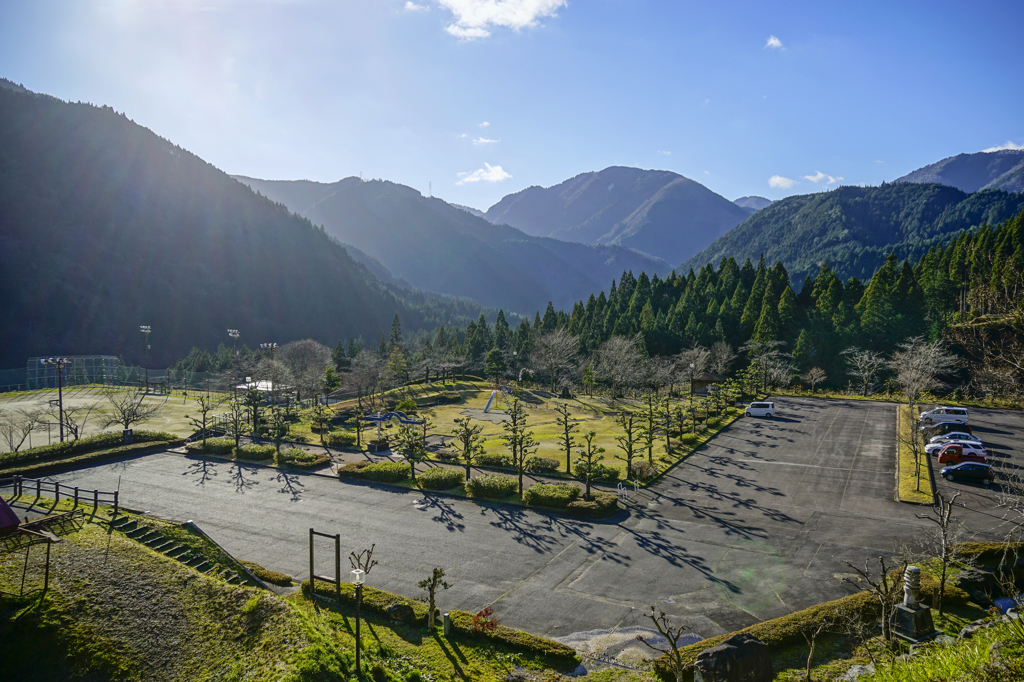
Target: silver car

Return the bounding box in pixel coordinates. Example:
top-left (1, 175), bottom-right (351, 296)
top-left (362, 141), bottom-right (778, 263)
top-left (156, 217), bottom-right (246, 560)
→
top-left (929, 432), bottom-right (982, 445)
top-left (925, 440), bottom-right (987, 457)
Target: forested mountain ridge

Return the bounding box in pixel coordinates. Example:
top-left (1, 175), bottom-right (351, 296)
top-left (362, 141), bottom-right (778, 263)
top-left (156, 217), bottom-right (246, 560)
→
top-left (896, 149), bottom-right (1024, 193)
top-left (0, 85), bottom-right (482, 368)
top-left (483, 166), bottom-right (751, 265)
top-left (680, 183), bottom-right (1024, 286)
top-left (233, 175), bottom-right (671, 314)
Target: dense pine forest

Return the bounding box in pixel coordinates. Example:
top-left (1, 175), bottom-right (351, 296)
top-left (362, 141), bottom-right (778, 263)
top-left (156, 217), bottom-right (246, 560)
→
top-left (172, 209), bottom-right (1024, 402)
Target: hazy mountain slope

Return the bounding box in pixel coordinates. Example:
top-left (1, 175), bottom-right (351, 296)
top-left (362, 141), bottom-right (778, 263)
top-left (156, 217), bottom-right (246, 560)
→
top-left (484, 166), bottom-right (750, 265)
top-left (0, 86), bottom-right (476, 368)
top-left (279, 179), bottom-right (670, 313)
top-left (896, 149), bottom-right (1024, 193)
top-left (681, 183), bottom-right (1024, 285)
top-left (450, 203), bottom-right (487, 219)
top-left (232, 175), bottom-right (363, 215)
top-left (733, 196), bottom-right (773, 212)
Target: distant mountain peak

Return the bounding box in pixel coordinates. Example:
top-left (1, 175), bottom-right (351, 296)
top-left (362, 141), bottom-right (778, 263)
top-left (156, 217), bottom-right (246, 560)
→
top-left (895, 149), bottom-right (1024, 193)
top-left (733, 196), bottom-right (774, 212)
top-left (484, 166), bottom-right (749, 266)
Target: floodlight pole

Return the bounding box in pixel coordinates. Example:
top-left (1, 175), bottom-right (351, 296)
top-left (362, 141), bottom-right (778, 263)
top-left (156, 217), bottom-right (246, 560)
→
top-left (228, 330), bottom-right (240, 399)
top-left (140, 325), bottom-right (151, 393)
top-left (40, 358), bottom-right (69, 442)
top-left (260, 342), bottom-right (277, 407)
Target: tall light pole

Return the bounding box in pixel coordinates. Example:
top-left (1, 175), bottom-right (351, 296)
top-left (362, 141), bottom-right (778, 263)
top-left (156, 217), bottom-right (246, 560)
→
top-left (40, 357), bottom-right (70, 442)
top-left (352, 568), bottom-right (365, 674)
top-left (140, 325), bottom-right (151, 393)
top-left (260, 342), bottom-right (277, 406)
top-left (228, 330), bottom-right (240, 400)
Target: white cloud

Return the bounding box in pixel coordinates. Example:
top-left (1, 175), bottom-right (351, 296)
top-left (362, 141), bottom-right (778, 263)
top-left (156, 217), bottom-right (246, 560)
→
top-left (439, 0), bottom-right (566, 39)
top-left (478, 121), bottom-right (490, 127)
top-left (703, 98), bottom-right (710, 106)
top-left (457, 162), bottom-right (512, 185)
top-left (769, 175), bottom-right (798, 189)
top-left (765, 35), bottom-right (783, 49)
top-left (404, 2), bottom-right (429, 11)
top-left (657, 150), bottom-right (671, 156)
top-left (473, 137), bottom-right (498, 145)
top-left (983, 141), bottom-right (1024, 152)
top-left (804, 170), bottom-right (844, 185)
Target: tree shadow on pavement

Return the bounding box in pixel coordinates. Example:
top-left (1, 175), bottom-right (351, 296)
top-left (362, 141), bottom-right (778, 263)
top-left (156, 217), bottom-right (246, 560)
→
top-left (275, 470), bottom-right (304, 502)
top-left (418, 495), bottom-right (466, 533)
top-left (229, 463), bottom-right (260, 493)
top-left (184, 458), bottom-right (218, 486)
top-left (625, 527), bottom-right (741, 594)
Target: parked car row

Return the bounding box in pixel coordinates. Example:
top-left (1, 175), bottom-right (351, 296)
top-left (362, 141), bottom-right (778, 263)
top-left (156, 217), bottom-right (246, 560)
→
top-left (918, 406), bottom-right (1001, 486)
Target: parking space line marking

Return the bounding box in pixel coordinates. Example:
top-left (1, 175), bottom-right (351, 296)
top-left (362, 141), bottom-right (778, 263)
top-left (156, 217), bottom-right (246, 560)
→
top-left (737, 460), bottom-right (878, 473)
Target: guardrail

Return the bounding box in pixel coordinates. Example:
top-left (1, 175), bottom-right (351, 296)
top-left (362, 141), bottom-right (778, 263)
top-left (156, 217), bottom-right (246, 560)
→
top-left (0, 475), bottom-right (119, 515)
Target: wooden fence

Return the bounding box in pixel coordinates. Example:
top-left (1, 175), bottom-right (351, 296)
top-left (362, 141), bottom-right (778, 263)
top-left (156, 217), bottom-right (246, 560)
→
top-left (0, 476), bottom-right (119, 515)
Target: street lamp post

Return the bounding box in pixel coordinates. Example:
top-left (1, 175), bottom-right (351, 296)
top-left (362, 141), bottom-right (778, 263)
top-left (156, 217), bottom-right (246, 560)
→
top-left (228, 330), bottom-right (240, 400)
top-left (140, 325), bottom-right (151, 393)
top-left (352, 568), bottom-right (365, 675)
top-left (40, 357), bottom-right (70, 442)
top-left (689, 362), bottom-right (695, 396)
top-left (260, 342), bottom-right (277, 407)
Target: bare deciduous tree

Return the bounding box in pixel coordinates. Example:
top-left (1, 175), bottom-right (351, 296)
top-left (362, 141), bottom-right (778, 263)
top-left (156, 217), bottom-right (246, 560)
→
top-left (279, 339), bottom-right (333, 403)
top-left (841, 554), bottom-right (909, 645)
top-left (914, 491), bottom-right (972, 615)
top-left (532, 329), bottom-right (579, 393)
top-left (741, 340), bottom-right (793, 391)
top-left (346, 350), bottom-right (383, 411)
top-left (58, 401), bottom-right (103, 441)
top-left (102, 388), bottom-right (161, 431)
top-left (709, 340), bottom-right (737, 377)
top-left (596, 334), bottom-right (644, 397)
top-left (842, 347), bottom-right (887, 396)
top-left (678, 345), bottom-right (711, 394)
top-left (802, 367), bottom-right (827, 392)
top-left (635, 605), bottom-right (693, 682)
top-left (0, 409), bottom-right (43, 455)
top-left (888, 336), bottom-right (957, 412)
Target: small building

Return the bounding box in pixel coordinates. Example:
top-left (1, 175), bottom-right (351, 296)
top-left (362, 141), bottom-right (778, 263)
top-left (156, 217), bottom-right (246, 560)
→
top-left (692, 372), bottom-right (726, 396)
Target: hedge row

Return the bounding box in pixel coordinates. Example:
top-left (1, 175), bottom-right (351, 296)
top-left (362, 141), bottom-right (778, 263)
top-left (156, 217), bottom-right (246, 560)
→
top-left (417, 467), bottom-right (464, 490)
top-left (235, 444), bottom-right (276, 461)
top-left (0, 438), bottom-right (183, 477)
top-left (279, 448), bottom-right (329, 469)
top-left (300, 579), bottom-right (578, 667)
top-left (326, 432), bottom-right (357, 447)
top-left (525, 456), bottom-right (561, 474)
top-left (566, 492), bottom-right (618, 517)
top-left (466, 474), bottom-right (517, 499)
top-left (446, 609), bottom-right (579, 668)
top-left (1, 429), bottom-right (179, 466)
top-left (186, 437), bottom-right (235, 455)
top-left (522, 483), bottom-right (580, 509)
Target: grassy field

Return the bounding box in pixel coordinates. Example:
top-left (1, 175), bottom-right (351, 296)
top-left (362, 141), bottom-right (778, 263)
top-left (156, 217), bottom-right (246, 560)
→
top-left (0, 497), bottom-right (643, 682)
top-left (327, 380), bottom-right (742, 480)
top-left (0, 384), bottom-right (230, 448)
top-left (896, 404), bottom-right (935, 505)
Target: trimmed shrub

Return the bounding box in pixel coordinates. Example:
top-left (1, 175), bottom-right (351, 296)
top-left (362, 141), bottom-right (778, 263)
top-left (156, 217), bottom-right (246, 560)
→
top-left (523, 483), bottom-right (580, 509)
top-left (435, 449), bottom-right (460, 462)
top-left (707, 417), bottom-right (722, 429)
top-left (678, 432), bottom-right (699, 445)
top-left (477, 452), bottom-right (512, 468)
top-left (630, 460), bottom-right (658, 481)
top-left (436, 391), bottom-right (462, 404)
top-left (279, 448), bottom-right (328, 468)
top-left (337, 461), bottom-right (372, 478)
top-left (567, 492), bottom-right (618, 517)
top-left (326, 432), bottom-right (357, 447)
top-left (187, 437), bottom-right (235, 455)
top-left (234, 444), bottom-right (276, 461)
top-left (418, 467), bottom-right (464, 490)
top-left (593, 464), bottom-right (621, 483)
top-left (395, 398), bottom-right (418, 414)
top-left (525, 456), bottom-right (560, 474)
top-left (466, 474), bottom-right (517, 499)
top-left (361, 461), bottom-right (410, 482)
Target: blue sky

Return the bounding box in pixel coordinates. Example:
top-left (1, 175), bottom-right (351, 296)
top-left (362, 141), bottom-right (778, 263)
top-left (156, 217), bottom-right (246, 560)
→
top-left (2, 0), bottom-right (1022, 210)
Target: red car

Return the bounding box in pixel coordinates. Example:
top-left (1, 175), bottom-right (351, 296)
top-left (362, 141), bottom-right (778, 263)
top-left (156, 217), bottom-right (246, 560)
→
top-left (935, 443), bottom-right (988, 466)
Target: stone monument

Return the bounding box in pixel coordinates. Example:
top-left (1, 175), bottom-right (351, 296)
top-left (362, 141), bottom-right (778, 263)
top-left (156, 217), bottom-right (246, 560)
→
top-left (893, 566), bottom-right (936, 642)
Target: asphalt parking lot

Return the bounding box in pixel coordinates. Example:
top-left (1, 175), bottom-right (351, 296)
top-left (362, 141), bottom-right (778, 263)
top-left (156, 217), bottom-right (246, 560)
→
top-left (9, 397), bottom-right (960, 640)
top-left (931, 406), bottom-right (1024, 536)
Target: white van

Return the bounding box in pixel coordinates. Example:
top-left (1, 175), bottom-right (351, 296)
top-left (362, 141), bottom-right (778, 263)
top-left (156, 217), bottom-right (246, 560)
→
top-left (919, 406), bottom-right (970, 425)
top-left (745, 401), bottom-right (776, 418)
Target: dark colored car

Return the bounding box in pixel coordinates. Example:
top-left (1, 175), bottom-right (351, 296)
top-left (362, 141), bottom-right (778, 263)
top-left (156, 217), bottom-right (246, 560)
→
top-left (940, 462), bottom-right (994, 485)
top-left (922, 421), bottom-right (974, 437)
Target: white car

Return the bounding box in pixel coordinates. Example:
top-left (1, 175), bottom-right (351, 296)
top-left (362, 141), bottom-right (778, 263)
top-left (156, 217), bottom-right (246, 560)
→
top-left (925, 440), bottom-right (987, 457)
top-left (919, 406), bottom-right (970, 425)
top-left (929, 432), bottom-right (982, 445)
top-left (745, 401), bottom-right (776, 418)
